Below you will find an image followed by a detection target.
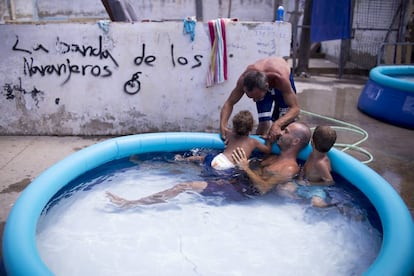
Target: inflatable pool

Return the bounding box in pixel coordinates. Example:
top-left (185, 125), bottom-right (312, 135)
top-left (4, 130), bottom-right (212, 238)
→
top-left (358, 65), bottom-right (414, 129)
top-left (2, 132), bottom-right (414, 275)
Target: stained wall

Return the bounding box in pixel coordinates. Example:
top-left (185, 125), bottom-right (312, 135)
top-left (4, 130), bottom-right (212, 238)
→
top-left (0, 21), bottom-right (291, 135)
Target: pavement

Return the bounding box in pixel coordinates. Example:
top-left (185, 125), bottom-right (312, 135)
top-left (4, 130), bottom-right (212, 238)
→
top-left (1, 59), bottom-right (413, 273)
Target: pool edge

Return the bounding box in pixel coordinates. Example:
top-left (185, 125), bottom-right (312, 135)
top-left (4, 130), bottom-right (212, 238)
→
top-left (3, 132), bottom-right (414, 275)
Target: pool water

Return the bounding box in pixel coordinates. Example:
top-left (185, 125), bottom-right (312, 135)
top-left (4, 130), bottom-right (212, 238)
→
top-left (390, 74), bottom-right (414, 82)
top-left (36, 151), bottom-right (382, 275)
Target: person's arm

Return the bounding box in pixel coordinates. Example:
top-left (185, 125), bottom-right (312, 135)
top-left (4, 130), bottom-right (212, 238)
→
top-left (268, 73), bottom-right (300, 140)
top-left (254, 138), bottom-right (272, 155)
top-left (231, 147), bottom-right (290, 195)
top-left (256, 121), bottom-right (272, 136)
top-left (220, 77), bottom-right (245, 140)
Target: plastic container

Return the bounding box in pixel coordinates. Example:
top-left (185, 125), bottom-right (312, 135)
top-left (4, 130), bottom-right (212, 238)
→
top-left (276, 6), bottom-right (284, 21)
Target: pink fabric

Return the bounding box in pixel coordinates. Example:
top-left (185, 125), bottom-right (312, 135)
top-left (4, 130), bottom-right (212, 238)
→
top-left (206, 18), bottom-right (228, 87)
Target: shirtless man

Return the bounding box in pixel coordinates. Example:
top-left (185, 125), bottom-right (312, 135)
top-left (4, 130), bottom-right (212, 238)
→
top-left (220, 57), bottom-right (300, 142)
top-left (232, 122), bottom-right (311, 195)
top-left (274, 125), bottom-right (337, 207)
top-left (106, 122), bottom-right (310, 208)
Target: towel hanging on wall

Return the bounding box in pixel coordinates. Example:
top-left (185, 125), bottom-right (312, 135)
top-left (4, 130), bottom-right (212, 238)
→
top-left (206, 18), bottom-right (228, 87)
top-left (183, 16), bottom-right (197, 42)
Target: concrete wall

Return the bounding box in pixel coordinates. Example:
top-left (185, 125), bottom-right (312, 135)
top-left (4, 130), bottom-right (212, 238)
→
top-left (0, 0), bottom-right (283, 23)
top-left (0, 21), bottom-right (291, 135)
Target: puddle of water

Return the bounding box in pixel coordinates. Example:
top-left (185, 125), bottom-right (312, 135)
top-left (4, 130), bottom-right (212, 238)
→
top-left (0, 178), bottom-right (31, 194)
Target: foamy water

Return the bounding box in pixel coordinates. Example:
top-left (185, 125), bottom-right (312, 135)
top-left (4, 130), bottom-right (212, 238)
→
top-left (36, 155), bottom-right (382, 275)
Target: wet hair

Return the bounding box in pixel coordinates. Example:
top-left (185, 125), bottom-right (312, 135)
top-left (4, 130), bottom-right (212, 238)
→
top-left (312, 125), bottom-right (337, 153)
top-left (243, 71), bottom-right (268, 91)
top-left (232, 110), bottom-right (254, 136)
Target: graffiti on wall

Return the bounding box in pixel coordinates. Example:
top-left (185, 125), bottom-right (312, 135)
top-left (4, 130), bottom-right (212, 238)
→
top-left (12, 35), bottom-right (118, 86)
top-left (8, 35), bottom-right (205, 99)
top-left (124, 44), bottom-right (203, 94)
top-left (2, 77), bottom-right (45, 108)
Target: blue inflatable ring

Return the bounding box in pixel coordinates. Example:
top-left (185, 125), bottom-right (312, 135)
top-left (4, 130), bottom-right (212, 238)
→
top-left (3, 132), bottom-right (414, 275)
top-left (358, 65), bottom-right (414, 129)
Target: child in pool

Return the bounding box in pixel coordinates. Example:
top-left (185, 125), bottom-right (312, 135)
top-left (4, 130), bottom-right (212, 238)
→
top-left (175, 110), bottom-right (272, 170)
top-left (302, 125), bottom-right (337, 184)
top-left (278, 125), bottom-right (337, 207)
top-left (106, 110), bottom-right (272, 207)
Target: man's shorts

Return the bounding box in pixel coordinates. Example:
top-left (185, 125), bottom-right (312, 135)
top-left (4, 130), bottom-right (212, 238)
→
top-left (256, 71), bottom-right (297, 122)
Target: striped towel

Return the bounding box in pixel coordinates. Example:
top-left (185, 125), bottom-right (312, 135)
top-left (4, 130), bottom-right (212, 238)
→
top-left (206, 18), bottom-right (228, 87)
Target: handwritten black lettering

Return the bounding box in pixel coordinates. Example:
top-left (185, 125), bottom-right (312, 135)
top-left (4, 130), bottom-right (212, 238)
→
top-left (102, 66), bottom-right (112, 78)
top-left (56, 36), bottom-right (119, 67)
top-left (33, 44), bottom-right (49, 53)
top-left (192, 54), bottom-right (203, 68)
top-left (170, 44), bottom-right (203, 68)
top-left (56, 37), bottom-right (70, 54)
top-left (170, 44), bottom-right (176, 67)
top-left (12, 35), bottom-right (207, 92)
top-left (13, 36), bottom-right (50, 54)
top-left (24, 57), bottom-right (65, 76)
top-left (134, 44), bottom-right (156, 66)
top-left (90, 65), bottom-right (101, 77)
top-left (177, 56), bottom-right (188, 65)
top-left (12, 36), bottom-right (32, 54)
top-left (124, 72), bottom-right (142, 95)
top-left (23, 57), bottom-right (113, 85)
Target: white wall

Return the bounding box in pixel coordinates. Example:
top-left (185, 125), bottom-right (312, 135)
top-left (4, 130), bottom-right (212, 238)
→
top-left (0, 21), bottom-right (291, 135)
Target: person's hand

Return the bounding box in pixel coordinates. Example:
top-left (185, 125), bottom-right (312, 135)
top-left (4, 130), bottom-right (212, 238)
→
top-left (220, 127), bottom-right (231, 145)
top-left (268, 124), bottom-right (282, 142)
top-left (259, 134), bottom-right (270, 141)
top-left (231, 147), bottom-right (249, 170)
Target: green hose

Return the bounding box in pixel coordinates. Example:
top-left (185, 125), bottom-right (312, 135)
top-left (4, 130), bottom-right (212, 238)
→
top-left (301, 110), bottom-right (373, 164)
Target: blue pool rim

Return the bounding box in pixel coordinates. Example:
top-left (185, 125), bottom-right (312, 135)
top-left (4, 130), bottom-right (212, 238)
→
top-left (357, 65), bottom-right (414, 129)
top-left (369, 65), bottom-right (414, 93)
top-left (2, 132), bottom-right (414, 275)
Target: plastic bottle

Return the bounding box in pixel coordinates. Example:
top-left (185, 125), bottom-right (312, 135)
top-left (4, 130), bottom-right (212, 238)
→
top-left (276, 5), bottom-right (284, 21)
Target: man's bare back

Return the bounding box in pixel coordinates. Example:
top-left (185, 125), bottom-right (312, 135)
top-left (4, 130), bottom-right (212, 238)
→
top-left (221, 131), bottom-right (270, 165)
top-left (243, 57), bottom-right (291, 89)
top-left (220, 57), bottom-right (300, 142)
